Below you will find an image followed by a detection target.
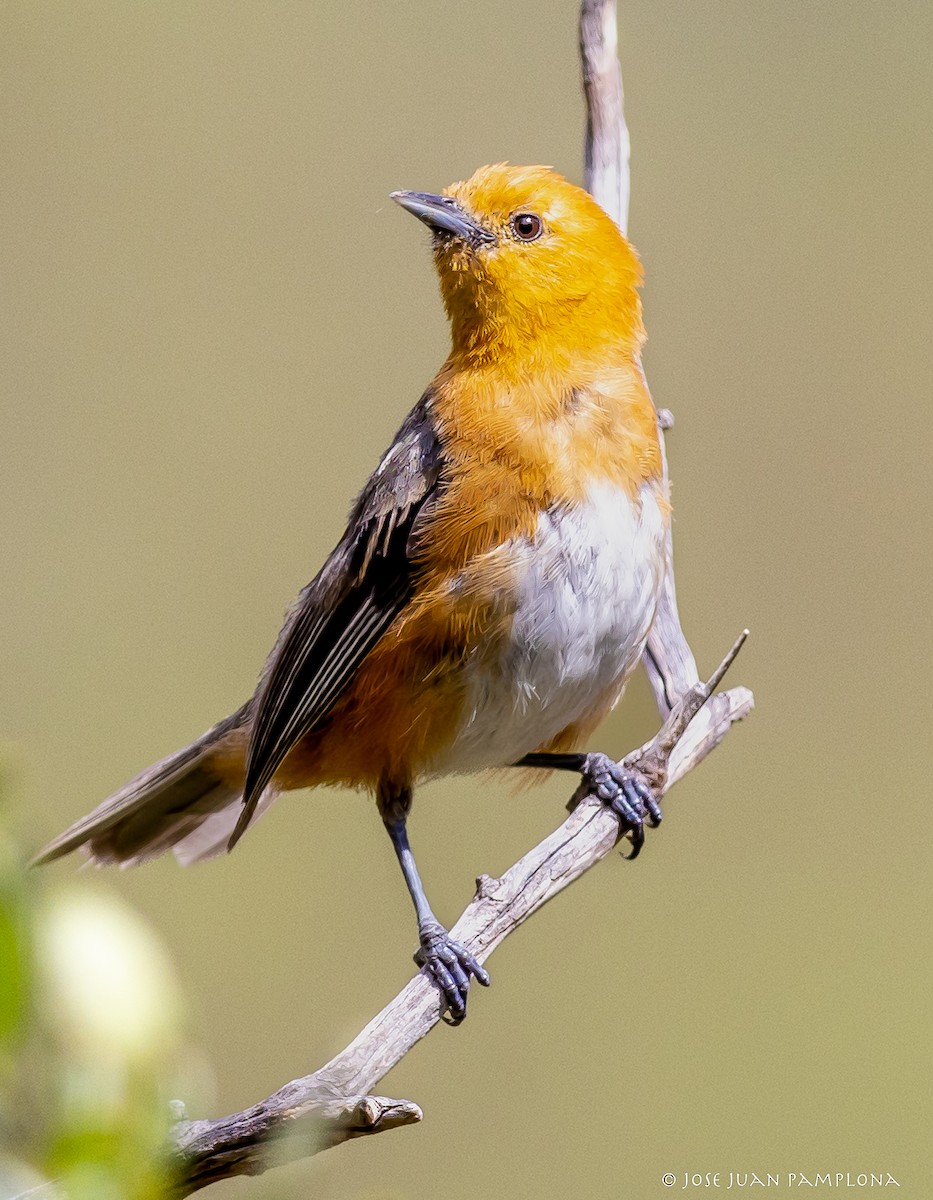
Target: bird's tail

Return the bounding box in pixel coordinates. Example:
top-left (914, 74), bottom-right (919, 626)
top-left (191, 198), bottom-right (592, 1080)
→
top-left (32, 705), bottom-right (272, 868)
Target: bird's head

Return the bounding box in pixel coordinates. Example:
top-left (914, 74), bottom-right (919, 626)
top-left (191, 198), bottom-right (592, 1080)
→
top-left (392, 163), bottom-right (643, 362)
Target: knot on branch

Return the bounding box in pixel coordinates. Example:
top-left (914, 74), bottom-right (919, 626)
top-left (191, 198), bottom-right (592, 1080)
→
top-left (474, 872), bottom-right (499, 900)
top-left (350, 1095), bottom-right (423, 1137)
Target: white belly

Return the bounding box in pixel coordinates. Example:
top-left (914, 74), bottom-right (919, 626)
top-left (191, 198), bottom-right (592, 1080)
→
top-left (439, 480), bottom-right (667, 772)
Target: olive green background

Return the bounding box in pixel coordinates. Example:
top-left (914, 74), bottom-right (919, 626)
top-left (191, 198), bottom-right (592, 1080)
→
top-left (2, 1), bottom-right (931, 1197)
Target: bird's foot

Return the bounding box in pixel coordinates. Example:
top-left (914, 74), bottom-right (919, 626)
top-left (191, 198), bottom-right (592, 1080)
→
top-left (581, 751), bottom-right (662, 859)
top-left (414, 920), bottom-right (489, 1025)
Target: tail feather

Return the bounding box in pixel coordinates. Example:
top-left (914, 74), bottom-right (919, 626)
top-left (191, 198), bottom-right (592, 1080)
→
top-left (171, 788), bottom-right (277, 866)
top-left (32, 706), bottom-right (266, 868)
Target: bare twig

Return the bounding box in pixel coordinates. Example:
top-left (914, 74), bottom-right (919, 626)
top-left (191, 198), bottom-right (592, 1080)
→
top-left (581, 0), bottom-right (631, 232)
top-left (582, 0), bottom-right (726, 719)
top-left (166, 2), bottom-right (754, 1191)
top-left (170, 641), bottom-right (752, 1194)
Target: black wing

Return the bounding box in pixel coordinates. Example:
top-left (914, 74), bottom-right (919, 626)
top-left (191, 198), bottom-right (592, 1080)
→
top-left (231, 393), bottom-right (443, 847)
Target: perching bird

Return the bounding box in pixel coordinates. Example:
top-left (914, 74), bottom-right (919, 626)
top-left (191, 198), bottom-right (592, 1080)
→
top-left (35, 164), bottom-right (669, 1022)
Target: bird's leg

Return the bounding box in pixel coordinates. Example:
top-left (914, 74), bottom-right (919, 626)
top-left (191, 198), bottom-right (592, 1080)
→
top-left (378, 780), bottom-right (489, 1025)
top-left (515, 751), bottom-right (662, 859)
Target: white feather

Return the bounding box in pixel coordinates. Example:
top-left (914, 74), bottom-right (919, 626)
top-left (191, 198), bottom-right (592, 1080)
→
top-left (439, 480), bottom-right (666, 772)
top-left (171, 789), bottom-right (277, 866)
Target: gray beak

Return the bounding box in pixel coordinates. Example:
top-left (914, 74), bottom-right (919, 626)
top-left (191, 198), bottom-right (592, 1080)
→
top-left (390, 191), bottom-right (494, 245)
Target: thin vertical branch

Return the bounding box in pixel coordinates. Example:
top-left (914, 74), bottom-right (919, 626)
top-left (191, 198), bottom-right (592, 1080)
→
top-left (581, 0), bottom-right (631, 232)
top-left (580, 0), bottom-right (707, 711)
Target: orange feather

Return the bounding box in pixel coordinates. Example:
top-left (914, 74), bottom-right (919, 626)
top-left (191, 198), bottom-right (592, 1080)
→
top-left (281, 164), bottom-right (666, 794)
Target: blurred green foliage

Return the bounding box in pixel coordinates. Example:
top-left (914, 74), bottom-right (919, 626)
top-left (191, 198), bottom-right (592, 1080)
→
top-left (0, 779), bottom-right (184, 1200)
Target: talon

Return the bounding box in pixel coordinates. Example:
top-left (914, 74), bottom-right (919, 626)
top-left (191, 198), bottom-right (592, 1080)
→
top-left (581, 752), bottom-right (660, 854)
top-left (416, 924), bottom-right (489, 1022)
top-left (621, 822), bottom-right (645, 860)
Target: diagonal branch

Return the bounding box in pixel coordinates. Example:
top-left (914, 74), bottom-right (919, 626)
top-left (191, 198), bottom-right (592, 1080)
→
top-left (165, 2), bottom-right (754, 1192)
top-left (169, 639), bottom-right (752, 1194)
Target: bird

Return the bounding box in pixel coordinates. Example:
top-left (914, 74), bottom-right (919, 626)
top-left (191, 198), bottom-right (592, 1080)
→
top-left (35, 163), bottom-right (670, 1023)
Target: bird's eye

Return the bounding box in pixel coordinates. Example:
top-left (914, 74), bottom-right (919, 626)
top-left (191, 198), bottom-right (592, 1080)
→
top-left (511, 212), bottom-right (543, 241)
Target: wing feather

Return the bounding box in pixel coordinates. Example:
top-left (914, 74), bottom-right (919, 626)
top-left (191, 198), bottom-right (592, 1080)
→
top-left (230, 392), bottom-right (442, 846)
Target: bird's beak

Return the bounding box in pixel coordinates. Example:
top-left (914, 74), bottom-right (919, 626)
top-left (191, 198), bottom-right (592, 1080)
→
top-left (390, 191), bottom-right (494, 245)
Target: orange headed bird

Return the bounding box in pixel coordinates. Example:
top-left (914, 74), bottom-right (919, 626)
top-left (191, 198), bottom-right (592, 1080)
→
top-left (36, 164), bottom-right (669, 1022)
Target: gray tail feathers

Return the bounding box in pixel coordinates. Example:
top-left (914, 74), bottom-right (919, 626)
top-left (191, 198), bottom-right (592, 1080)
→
top-left (32, 705), bottom-right (273, 869)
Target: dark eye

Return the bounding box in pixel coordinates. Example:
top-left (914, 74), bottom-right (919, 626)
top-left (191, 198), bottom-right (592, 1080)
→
top-left (512, 212), bottom-right (543, 241)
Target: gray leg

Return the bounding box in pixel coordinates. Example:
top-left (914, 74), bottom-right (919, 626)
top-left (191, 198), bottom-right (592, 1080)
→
top-left (378, 780), bottom-right (489, 1024)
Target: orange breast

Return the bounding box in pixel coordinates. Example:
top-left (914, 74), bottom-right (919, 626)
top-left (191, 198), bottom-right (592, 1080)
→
top-left (278, 352), bottom-right (666, 795)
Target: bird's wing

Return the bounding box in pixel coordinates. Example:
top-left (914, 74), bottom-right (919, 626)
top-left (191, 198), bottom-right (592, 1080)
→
top-left (231, 392), bottom-right (443, 846)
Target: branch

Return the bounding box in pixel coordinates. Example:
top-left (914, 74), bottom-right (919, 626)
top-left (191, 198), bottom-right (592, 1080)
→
top-left (166, 3), bottom-right (754, 1191)
top-left (169, 638), bottom-right (752, 1194)
top-left (582, 0), bottom-right (731, 720)
top-left (581, 0), bottom-right (631, 233)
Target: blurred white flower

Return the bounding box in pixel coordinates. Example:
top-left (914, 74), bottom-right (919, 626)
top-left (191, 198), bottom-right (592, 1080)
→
top-left (38, 889), bottom-right (182, 1064)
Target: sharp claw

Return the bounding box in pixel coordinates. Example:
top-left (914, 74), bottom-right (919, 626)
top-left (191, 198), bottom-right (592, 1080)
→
top-left (416, 929), bottom-right (488, 1021)
top-left (621, 826), bottom-right (644, 860)
top-left (581, 752), bottom-right (660, 852)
